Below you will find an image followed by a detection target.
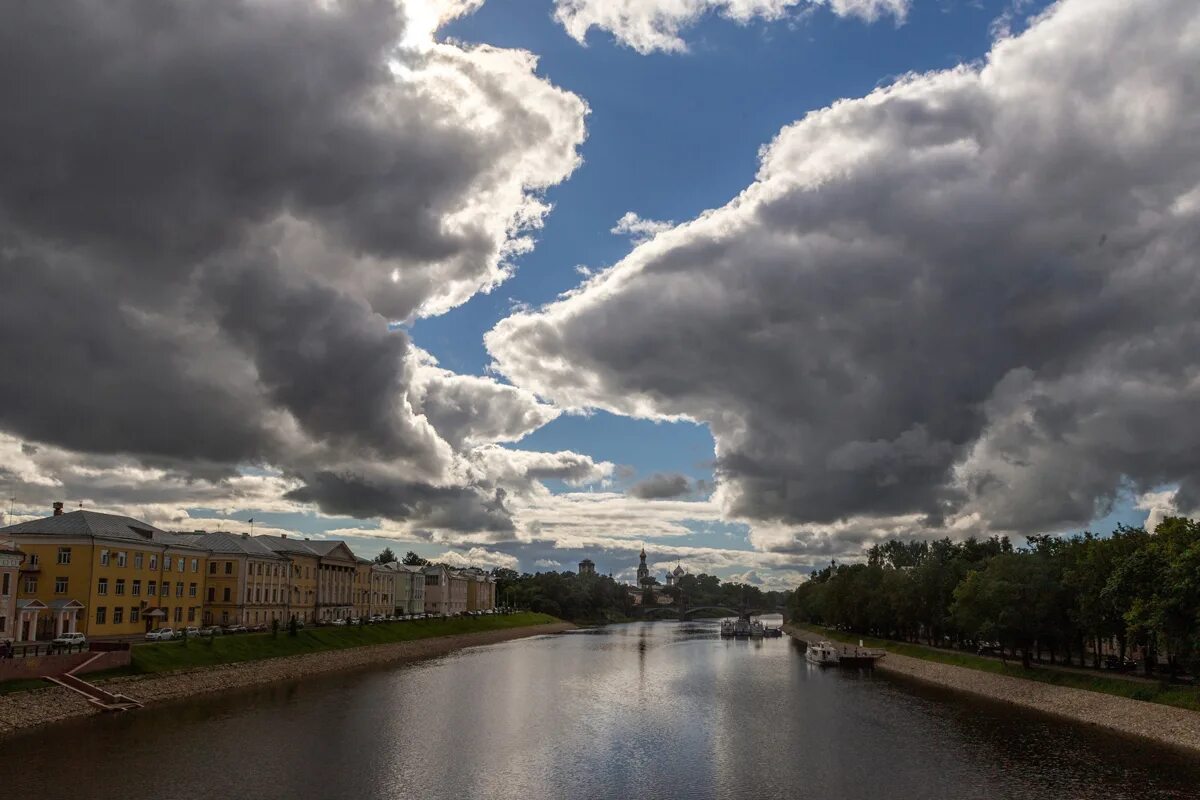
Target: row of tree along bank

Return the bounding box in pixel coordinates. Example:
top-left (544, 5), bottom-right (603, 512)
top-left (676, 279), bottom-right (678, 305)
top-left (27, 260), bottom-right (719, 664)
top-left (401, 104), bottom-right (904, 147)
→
top-left (489, 569), bottom-right (790, 624)
top-left (788, 517), bottom-right (1200, 678)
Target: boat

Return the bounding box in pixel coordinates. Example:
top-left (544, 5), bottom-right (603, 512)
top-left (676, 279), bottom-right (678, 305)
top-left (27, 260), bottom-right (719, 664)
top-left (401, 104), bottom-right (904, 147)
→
top-left (805, 641), bottom-right (841, 666)
top-left (719, 619), bottom-right (736, 638)
top-left (749, 619), bottom-right (765, 638)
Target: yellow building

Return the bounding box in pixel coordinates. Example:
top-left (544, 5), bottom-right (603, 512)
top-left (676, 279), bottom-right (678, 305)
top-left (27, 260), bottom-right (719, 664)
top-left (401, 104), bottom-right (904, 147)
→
top-left (256, 534), bottom-right (321, 624)
top-left (300, 540), bottom-right (359, 621)
top-left (1, 506), bottom-right (208, 639)
top-left (185, 531), bottom-right (290, 628)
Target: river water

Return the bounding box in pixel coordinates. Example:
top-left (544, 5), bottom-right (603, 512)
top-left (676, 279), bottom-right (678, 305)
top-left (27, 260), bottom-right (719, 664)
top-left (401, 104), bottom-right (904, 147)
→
top-left (4, 618), bottom-right (1199, 799)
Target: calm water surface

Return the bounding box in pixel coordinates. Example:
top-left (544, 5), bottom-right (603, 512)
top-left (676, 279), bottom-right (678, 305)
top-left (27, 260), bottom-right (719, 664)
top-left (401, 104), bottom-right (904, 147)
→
top-left (5, 618), bottom-right (1200, 799)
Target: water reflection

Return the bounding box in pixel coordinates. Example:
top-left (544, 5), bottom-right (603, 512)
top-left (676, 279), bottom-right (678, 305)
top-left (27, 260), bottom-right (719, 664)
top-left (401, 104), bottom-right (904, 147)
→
top-left (2, 617), bottom-right (1198, 800)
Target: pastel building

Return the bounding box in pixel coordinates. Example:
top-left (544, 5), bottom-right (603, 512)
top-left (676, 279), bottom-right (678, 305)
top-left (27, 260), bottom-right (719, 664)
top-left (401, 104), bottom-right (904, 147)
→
top-left (187, 531), bottom-right (290, 628)
top-left (0, 506), bottom-right (208, 639)
top-left (256, 534), bottom-right (321, 623)
top-left (0, 536), bottom-right (23, 641)
top-left (423, 564), bottom-right (468, 616)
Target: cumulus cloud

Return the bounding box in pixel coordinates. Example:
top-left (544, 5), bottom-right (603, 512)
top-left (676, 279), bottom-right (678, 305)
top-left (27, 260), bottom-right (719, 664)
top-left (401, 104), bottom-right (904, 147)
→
top-left (489, 0), bottom-right (1200, 551)
top-left (629, 472), bottom-right (694, 499)
top-left (553, 0), bottom-right (908, 54)
top-left (433, 546), bottom-right (520, 570)
top-left (611, 212), bottom-right (675, 244)
top-left (0, 0), bottom-right (588, 535)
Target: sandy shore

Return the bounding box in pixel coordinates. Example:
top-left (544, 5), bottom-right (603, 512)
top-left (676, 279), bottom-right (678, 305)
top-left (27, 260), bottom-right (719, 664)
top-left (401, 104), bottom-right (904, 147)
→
top-left (0, 621), bottom-right (574, 738)
top-left (784, 624), bottom-right (1200, 755)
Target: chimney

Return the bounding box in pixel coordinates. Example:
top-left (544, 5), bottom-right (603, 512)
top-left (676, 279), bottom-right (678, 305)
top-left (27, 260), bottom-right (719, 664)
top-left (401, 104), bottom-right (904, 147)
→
top-left (53, 502), bottom-right (64, 516)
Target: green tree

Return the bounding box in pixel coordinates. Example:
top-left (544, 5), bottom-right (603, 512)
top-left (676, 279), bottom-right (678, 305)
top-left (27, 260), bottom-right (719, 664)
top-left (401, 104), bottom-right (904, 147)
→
top-left (374, 547), bottom-right (398, 564)
top-left (402, 551), bottom-right (430, 566)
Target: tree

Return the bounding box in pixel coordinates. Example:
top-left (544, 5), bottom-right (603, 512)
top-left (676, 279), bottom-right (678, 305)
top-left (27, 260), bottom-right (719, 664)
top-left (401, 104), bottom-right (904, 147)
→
top-left (374, 547), bottom-right (398, 565)
top-left (402, 551), bottom-right (430, 566)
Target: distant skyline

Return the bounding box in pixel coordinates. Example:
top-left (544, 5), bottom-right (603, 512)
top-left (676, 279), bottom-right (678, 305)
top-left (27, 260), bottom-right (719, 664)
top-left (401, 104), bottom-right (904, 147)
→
top-left (1, 0), bottom-right (1197, 590)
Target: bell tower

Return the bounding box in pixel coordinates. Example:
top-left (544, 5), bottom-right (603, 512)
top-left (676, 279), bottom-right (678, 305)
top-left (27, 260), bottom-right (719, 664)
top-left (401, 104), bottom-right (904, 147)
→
top-left (636, 547), bottom-right (649, 586)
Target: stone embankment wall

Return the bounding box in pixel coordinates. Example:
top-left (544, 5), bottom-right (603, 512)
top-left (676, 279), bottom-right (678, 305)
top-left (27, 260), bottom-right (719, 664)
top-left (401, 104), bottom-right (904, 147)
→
top-left (0, 622), bottom-right (574, 738)
top-left (784, 624), bottom-right (1200, 755)
top-left (0, 649), bottom-right (131, 682)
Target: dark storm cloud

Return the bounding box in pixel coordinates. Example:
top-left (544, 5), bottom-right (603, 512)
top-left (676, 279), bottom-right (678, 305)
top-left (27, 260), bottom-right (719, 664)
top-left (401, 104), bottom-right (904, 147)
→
top-left (489, 0), bottom-right (1200, 541)
top-left (629, 473), bottom-right (693, 500)
top-left (0, 0), bottom-right (588, 533)
top-left (284, 471), bottom-right (515, 535)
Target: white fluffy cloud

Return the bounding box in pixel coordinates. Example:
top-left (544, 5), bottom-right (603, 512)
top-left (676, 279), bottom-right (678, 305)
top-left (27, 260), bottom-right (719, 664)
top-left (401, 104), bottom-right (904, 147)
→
top-left (611, 212), bottom-right (675, 243)
top-left (553, 0), bottom-right (908, 54)
top-left (490, 0), bottom-right (1200, 555)
top-left (0, 0), bottom-right (589, 534)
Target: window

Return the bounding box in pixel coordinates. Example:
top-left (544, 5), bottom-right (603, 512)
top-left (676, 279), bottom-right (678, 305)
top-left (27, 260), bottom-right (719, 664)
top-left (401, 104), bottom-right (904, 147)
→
top-left (148, 580), bottom-right (157, 596)
top-left (225, 561), bottom-right (233, 575)
top-left (134, 552), bottom-right (144, 569)
top-left (255, 588), bottom-right (261, 603)
top-left (132, 580), bottom-right (141, 597)
top-left (54, 577), bottom-right (68, 594)
top-left (95, 607), bottom-right (107, 625)
top-left (116, 551), bottom-right (127, 567)
top-left (177, 557), bottom-right (184, 572)
top-left (1, 573), bottom-right (8, 595)
top-left (163, 556), bottom-right (171, 572)
top-left (174, 607), bottom-right (182, 623)
top-left (149, 555), bottom-right (158, 571)
top-left (57, 547), bottom-right (71, 565)
top-left (245, 588), bottom-right (251, 603)
top-left (97, 578), bottom-right (108, 595)
top-left (207, 587), bottom-right (216, 602)
top-left (223, 587), bottom-right (231, 602)
top-left (191, 558), bottom-right (199, 573)
top-left (175, 582), bottom-right (183, 598)
top-left (29, 553), bottom-right (39, 566)
top-left (113, 607), bottom-right (124, 624)
top-left (161, 582), bottom-right (169, 597)
top-left (187, 607), bottom-right (196, 622)
top-left (189, 582), bottom-right (197, 598)
top-left (209, 562), bottom-right (217, 575)
top-left (99, 549), bottom-right (110, 566)
top-left (131, 607), bottom-right (140, 623)
top-left (115, 579), bottom-right (126, 596)
top-left (0, 616), bottom-right (5, 632)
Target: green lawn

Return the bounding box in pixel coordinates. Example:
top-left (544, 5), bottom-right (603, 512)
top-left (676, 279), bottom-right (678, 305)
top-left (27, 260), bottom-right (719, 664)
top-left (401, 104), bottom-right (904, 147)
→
top-left (799, 624), bottom-right (1200, 712)
top-left (105, 613), bottom-right (560, 677)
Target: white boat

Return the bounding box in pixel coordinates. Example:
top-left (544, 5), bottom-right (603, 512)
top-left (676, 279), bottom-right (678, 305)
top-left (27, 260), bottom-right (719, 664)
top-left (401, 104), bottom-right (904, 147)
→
top-left (749, 619), bottom-right (765, 638)
top-left (805, 641), bottom-right (841, 666)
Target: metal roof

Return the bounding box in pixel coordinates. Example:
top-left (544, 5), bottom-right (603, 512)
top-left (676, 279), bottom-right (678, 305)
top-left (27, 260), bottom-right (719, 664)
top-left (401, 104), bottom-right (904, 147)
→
top-left (0, 510), bottom-right (205, 550)
top-left (185, 531), bottom-right (288, 559)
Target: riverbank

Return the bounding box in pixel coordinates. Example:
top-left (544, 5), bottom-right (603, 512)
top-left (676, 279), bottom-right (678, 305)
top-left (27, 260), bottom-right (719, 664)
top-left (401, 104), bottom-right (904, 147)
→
top-left (0, 615), bottom-right (573, 738)
top-left (784, 623), bottom-right (1200, 755)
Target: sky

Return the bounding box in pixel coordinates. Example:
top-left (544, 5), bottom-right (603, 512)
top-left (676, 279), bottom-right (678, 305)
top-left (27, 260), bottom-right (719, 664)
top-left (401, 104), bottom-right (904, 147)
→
top-left (1, 0), bottom-right (1197, 591)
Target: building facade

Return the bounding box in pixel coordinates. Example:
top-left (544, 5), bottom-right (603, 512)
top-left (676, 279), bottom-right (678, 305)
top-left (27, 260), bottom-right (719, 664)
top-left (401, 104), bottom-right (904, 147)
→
top-left (304, 541), bottom-right (359, 621)
top-left (423, 564), bottom-right (469, 616)
top-left (256, 534), bottom-right (321, 624)
top-left (188, 532), bottom-right (289, 628)
top-left (0, 506), bottom-right (209, 639)
top-left (0, 537), bottom-right (23, 641)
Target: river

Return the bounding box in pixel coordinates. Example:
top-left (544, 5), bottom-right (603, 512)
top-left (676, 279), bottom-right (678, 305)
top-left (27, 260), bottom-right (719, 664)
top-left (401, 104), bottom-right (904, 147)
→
top-left (3, 617), bottom-right (1199, 799)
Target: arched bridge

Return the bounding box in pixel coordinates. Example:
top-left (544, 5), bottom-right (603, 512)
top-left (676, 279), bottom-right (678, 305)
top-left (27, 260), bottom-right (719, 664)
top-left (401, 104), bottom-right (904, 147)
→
top-left (640, 605), bottom-right (786, 620)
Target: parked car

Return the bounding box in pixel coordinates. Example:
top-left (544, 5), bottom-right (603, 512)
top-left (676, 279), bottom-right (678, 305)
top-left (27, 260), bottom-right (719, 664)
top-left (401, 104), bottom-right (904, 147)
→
top-left (248, 623), bottom-right (267, 632)
top-left (145, 627), bottom-right (175, 641)
top-left (1102, 654), bottom-right (1138, 672)
top-left (52, 632), bottom-right (87, 648)
top-left (222, 624), bottom-right (247, 634)
top-left (180, 626), bottom-right (200, 638)
top-left (199, 626), bottom-right (223, 636)
top-left (331, 618), bottom-right (348, 626)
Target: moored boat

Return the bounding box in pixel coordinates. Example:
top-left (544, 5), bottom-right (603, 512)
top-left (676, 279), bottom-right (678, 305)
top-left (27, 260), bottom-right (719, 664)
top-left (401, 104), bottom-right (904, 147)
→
top-left (804, 641), bottom-right (841, 666)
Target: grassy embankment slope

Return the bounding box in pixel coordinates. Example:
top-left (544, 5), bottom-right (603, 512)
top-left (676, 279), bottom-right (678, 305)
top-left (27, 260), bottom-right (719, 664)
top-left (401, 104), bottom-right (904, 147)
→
top-left (799, 624), bottom-right (1200, 712)
top-left (117, 612), bottom-right (559, 676)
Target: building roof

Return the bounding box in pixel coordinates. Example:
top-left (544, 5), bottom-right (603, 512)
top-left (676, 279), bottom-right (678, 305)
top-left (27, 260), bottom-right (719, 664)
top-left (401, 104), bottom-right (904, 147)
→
top-left (185, 531), bottom-right (287, 559)
top-left (0, 510), bottom-right (204, 550)
top-left (254, 534), bottom-right (322, 557)
top-left (299, 539), bottom-right (357, 561)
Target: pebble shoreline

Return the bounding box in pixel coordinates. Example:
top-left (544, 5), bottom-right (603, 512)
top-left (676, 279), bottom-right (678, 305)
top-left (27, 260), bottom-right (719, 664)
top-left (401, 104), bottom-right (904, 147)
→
top-left (784, 624), bottom-right (1200, 755)
top-left (0, 621), bottom-right (575, 738)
